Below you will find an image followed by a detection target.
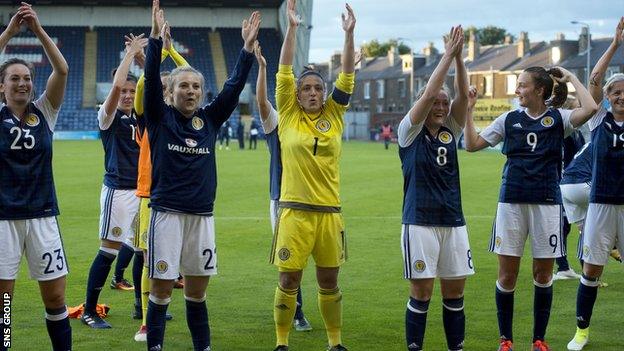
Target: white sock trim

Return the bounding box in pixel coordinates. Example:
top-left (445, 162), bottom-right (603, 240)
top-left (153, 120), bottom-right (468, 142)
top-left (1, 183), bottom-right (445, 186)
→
top-left (496, 280), bottom-right (515, 293)
top-left (184, 295), bottom-right (206, 303)
top-left (45, 307), bottom-right (69, 321)
top-left (533, 279), bottom-right (553, 288)
top-left (149, 294), bottom-right (171, 305)
top-left (99, 246), bottom-right (119, 256)
top-left (580, 276), bottom-right (600, 287)
top-left (406, 301), bottom-right (427, 314)
top-left (442, 303), bottom-right (464, 312)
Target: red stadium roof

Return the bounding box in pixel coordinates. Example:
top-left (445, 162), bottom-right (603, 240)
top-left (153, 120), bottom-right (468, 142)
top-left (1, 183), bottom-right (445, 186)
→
top-left (0, 0), bottom-right (283, 7)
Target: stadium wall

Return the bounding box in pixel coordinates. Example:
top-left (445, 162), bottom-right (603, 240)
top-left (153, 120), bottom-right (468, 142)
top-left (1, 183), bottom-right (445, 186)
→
top-left (0, 6), bottom-right (279, 29)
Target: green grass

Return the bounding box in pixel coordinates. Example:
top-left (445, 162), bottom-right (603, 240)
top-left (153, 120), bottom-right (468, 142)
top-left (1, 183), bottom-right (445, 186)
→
top-left (9, 140), bottom-right (624, 350)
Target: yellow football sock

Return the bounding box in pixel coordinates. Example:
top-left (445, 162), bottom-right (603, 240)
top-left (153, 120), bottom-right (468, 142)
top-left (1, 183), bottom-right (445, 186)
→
top-left (318, 287), bottom-right (342, 346)
top-left (273, 285), bottom-right (298, 346)
top-left (141, 265), bottom-right (149, 326)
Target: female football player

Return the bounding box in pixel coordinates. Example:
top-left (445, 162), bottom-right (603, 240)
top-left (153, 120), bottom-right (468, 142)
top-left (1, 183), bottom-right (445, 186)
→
top-left (143, 1), bottom-right (259, 349)
top-left (567, 16), bottom-right (624, 351)
top-left (0, 4), bottom-right (70, 350)
top-left (464, 62), bottom-right (598, 350)
top-left (269, 1), bottom-right (355, 350)
top-left (398, 26), bottom-right (471, 351)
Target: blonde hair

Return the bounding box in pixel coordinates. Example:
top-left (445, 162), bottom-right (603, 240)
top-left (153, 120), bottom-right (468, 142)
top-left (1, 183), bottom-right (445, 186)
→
top-left (604, 73), bottom-right (624, 96)
top-left (167, 66), bottom-right (205, 106)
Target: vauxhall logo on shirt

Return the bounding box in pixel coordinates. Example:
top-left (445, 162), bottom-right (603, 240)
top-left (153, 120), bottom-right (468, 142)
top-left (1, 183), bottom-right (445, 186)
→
top-left (167, 138), bottom-right (210, 154)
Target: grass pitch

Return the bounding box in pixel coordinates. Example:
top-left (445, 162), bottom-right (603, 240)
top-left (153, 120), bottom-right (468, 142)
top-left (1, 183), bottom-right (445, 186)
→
top-left (8, 140), bottom-right (623, 350)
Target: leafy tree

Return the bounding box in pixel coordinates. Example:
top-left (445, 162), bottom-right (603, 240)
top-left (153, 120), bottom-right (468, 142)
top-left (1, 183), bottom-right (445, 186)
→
top-left (362, 39), bottom-right (411, 57)
top-left (463, 25), bottom-right (515, 45)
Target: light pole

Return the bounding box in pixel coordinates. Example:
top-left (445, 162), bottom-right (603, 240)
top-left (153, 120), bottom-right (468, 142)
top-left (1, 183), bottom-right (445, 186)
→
top-left (571, 21), bottom-right (591, 85)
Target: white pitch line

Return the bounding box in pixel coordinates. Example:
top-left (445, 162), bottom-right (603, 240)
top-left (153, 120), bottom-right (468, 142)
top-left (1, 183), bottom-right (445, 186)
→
top-left (63, 215), bottom-right (493, 220)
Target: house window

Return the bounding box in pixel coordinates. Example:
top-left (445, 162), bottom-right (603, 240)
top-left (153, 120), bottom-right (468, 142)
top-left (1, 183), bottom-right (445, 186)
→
top-left (364, 82), bottom-right (370, 100)
top-left (376, 104), bottom-right (383, 113)
top-left (398, 78), bottom-right (406, 98)
top-left (484, 75), bottom-right (493, 96)
top-left (376, 79), bottom-right (385, 99)
top-left (506, 74), bottom-right (517, 95)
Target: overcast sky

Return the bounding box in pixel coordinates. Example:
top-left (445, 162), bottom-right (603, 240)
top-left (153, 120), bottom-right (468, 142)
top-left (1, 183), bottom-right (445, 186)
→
top-left (309, 0), bottom-right (622, 62)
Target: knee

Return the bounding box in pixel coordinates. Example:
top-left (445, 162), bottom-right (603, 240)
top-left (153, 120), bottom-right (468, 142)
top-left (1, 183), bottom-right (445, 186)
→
top-left (43, 290), bottom-right (65, 309)
top-left (150, 281), bottom-right (173, 299)
top-left (279, 273), bottom-right (301, 290)
top-left (533, 271), bottom-right (553, 284)
top-left (317, 274), bottom-right (338, 290)
top-left (498, 272), bottom-right (518, 290)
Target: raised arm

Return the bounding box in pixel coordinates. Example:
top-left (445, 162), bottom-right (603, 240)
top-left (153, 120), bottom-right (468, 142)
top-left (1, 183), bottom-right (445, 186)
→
top-left (450, 31), bottom-right (468, 127)
top-left (164, 22), bottom-right (189, 67)
top-left (20, 4), bottom-right (68, 110)
top-left (144, 0), bottom-right (166, 121)
top-left (279, 0), bottom-right (299, 66)
top-left (254, 41), bottom-right (273, 121)
top-left (0, 12), bottom-right (23, 53)
top-left (102, 35), bottom-right (146, 122)
top-left (588, 17), bottom-right (623, 103)
top-left (555, 67), bottom-right (598, 127)
top-left (464, 85), bottom-right (490, 151)
top-left (205, 11), bottom-right (259, 126)
top-left (340, 3), bottom-right (356, 74)
top-left (407, 26), bottom-right (463, 126)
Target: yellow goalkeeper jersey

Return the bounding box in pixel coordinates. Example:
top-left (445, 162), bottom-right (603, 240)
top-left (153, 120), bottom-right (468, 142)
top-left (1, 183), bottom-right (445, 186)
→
top-left (276, 64), bottom-right (354, 207)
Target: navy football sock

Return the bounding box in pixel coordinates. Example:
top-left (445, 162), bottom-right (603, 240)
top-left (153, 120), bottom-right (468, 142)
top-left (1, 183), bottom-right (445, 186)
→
top-left (185, 296), bottom-right (211, 351)
top-left (442, 297), bottom-right (465, 351)
top-left (406, 297), bottom-right (429, 350)
top-left (85, 249), bottom-right (116, 313)
top-left (147, 296), bottom-right (170, 350)
top-left (533, 280), bottom-right (553, 342)
top-left (495, 281), bottom-right (514, 341)
top-left (132, 251), bottom-right (144, 305)
top-left (576, 275), bottom-right (599, 329)
top-left (45, 306), bottom-right (72, 351)
top-left (114, 244), bottom-right (134, 281)
top-left (294, 288), bottom-right (304, 320)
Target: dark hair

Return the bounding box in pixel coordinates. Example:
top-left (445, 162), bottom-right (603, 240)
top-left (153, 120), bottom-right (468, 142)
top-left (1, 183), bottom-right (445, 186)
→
top-left (0, 58), bottom-right (35, 103)
top-left (110, 68), bottom-right (139, 83)
top-left (297, 65), bottom-right (325, 91)
top-left (524, 66), bottom-right (567, 108)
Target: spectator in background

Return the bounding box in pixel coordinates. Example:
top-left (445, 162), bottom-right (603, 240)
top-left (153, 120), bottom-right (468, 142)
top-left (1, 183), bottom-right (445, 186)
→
top-left (218, 120), bottom-right (230, 150)
top-left (237, 119), bottom-right (245, 149)
top-left (249, 119), bottom-right (259, 149)
top-left (380, 121), bottom-right (393, 149)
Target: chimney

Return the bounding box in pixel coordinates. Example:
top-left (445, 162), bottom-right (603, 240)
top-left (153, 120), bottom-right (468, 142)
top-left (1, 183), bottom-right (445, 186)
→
top-left (517, 31), bottom-right (529, 58)
top-left (579, 27), bottom-right (590, 53)
top-left (555, 32), bottom-right (565, 41)
top-left (468, 30), bottom-right (480, 61)
top-left (422, 42), bottom-right (439, 66)
top-left (504, 34), bottom-right (513, 44)
top-left (328, 52), bottom-right (342, 82)
top-left (388, 45), bottom-right (399, 66)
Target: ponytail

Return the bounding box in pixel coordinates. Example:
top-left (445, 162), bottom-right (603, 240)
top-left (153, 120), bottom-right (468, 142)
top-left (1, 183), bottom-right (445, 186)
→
top-left (524, 66), bottom-right (568, 108)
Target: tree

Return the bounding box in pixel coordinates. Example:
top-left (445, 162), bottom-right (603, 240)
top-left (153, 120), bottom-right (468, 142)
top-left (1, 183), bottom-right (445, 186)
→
top-left (362, 39), bottom-right (411, 57)
top-left (463, 25), bottom-right (515, 45)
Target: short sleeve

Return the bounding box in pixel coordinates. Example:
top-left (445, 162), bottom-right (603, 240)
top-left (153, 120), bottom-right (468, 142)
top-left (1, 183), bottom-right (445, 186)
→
top-left (397, 113), bottom-right (424, 148)
top-left (588, 105), bottom-right (608, 132)
top-left (33, 92), bottom-right (60, 131)
top-left (445, 115), bottom-right (464, 138)
top-left (557, 108), bottom-right (576, 138)
top-left (261, 107), bottom-right (278, 134)
top-left (97, 105), bottom-right (115, 130)
top-left (479, 111), bottom-right (507, 147)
